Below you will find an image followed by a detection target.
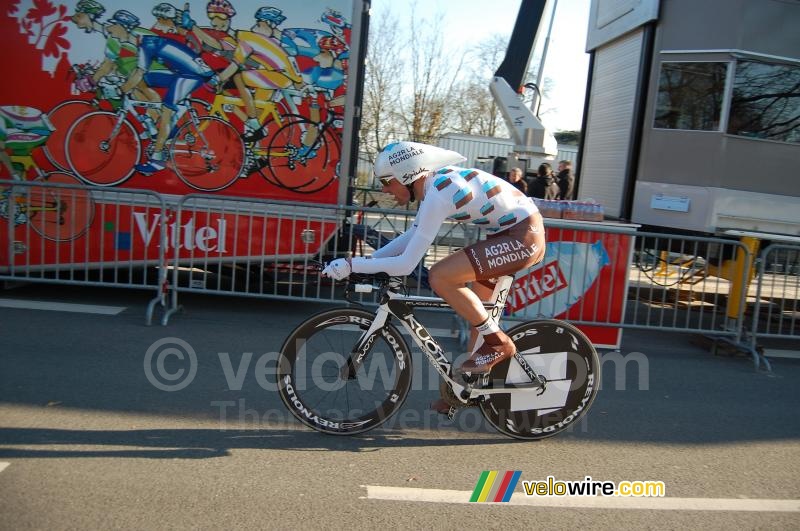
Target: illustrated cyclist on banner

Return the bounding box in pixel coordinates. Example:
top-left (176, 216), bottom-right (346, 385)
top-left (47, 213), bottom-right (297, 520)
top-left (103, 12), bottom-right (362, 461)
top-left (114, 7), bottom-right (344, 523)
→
top-left (280, 8), bottom-right (350, 158)
top-left (215, 6), bottom-right (304, 145)
top-left (180, 2), bottom-right (252, 102)
top-left (0, 106), bottom-right (55, 225)
top-left (95, 11), bottom-right (156, 122)
top-left (113, 4), bottom-right (216, 175)
top-left (322, 142), bottom-right (547, 414)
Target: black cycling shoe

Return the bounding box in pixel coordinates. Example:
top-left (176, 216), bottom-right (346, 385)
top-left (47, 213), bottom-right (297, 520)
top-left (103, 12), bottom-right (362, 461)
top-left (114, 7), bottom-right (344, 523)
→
top-left (242, 127), bottom-right (267, 143)
top-left (244, 156), bottom-right (269, 175)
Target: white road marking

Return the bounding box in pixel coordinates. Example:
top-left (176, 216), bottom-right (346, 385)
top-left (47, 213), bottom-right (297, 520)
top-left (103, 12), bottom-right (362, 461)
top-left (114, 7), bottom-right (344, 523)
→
top-left (362, 486), bottom-right (800, 512)
top-left (0, 299), bottom-right (126, 315)
top-left (0, 463), bottom-right (9, 474)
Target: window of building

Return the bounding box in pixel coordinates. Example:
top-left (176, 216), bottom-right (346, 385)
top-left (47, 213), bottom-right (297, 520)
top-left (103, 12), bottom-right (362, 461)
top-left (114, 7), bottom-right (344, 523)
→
top-left (654, 62), bottom-right (728, 131)
top-left (728, 59), bottom-right (800, 144)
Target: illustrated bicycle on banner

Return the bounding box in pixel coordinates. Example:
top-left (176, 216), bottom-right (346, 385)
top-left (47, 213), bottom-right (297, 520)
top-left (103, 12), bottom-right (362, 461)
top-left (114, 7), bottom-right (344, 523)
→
top-left (200, 85), bottom-right (341, 194)
top-left (63, 76), bottom-right (244, 190)
top-left (277, 268), bottom-right (600, 440)
top-left (1, 105), bottom-right (94, 242)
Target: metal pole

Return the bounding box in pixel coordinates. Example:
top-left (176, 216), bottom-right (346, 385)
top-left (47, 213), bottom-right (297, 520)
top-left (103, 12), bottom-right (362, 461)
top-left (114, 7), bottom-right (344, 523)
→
top-left (531, 0), bottom-right (559, 114)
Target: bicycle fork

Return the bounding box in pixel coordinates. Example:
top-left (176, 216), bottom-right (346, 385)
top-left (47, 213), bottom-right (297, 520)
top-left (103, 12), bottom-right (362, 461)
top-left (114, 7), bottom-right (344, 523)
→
top-left (99, 110), bottom-right (130, 153)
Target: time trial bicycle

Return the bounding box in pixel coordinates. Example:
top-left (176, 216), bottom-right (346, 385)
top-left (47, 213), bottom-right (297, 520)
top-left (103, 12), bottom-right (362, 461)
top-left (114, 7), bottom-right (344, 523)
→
top-left (276, 271), bottom-right (600, 440)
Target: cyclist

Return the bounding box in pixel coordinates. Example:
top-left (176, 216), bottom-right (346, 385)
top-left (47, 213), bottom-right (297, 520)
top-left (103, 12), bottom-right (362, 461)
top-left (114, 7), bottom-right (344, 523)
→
top-left (299, 35), bottom-right (347, 159)
top-left (84, 10), bottom-right (160, 116)
top-left (216, 6), bottom-right (304, 143)
top-left (117, 5), bottom-right (216, 175)
top-left (178, 0), bottom-right (256, 134)
top-left (319, 8), bottom-right (351, 56)
top-left (0, 106), bottom-right (54, 225)
top-left (322, 142), bottom-right (547, 413)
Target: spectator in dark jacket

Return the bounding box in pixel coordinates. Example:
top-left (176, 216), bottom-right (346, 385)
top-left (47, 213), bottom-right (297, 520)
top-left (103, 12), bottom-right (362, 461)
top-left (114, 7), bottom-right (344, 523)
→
top-left (506, 166), bottom-right (527, 194)
top-left (557, 160), bottom-right (575, 200)
top-left (530, 163), bottom-right (559, 199)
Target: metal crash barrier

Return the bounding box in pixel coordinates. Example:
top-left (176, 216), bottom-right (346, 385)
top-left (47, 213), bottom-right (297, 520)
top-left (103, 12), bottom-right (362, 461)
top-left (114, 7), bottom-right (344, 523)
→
top-left (3, 179), bottom-right (796, 370)
top-left (750, 244), bottom-right (800, 355)
top-left (159, 195), bottom-right (480, 324)
top-left (1, 179), bottom-right (168, 324)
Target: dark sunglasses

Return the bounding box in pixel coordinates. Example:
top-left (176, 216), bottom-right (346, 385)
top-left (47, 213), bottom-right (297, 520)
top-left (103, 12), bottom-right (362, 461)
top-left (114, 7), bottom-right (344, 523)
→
top-left (378, 176), bottom-right (394, 187)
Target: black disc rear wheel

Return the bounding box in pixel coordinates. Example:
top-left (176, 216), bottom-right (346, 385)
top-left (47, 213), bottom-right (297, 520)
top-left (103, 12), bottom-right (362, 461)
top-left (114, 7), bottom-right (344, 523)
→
top-left (479, 319), bottom-right (600, 440)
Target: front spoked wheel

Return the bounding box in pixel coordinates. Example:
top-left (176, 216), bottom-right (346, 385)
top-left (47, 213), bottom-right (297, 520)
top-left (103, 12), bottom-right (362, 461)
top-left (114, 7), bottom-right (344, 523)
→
top-left (28, 172), bottom-right (95, 241)
top-left (65, 111), bottom-right (140, 186)
top-left (479, 319), bottom-right (600, 440)
top-left (171, 116), bottom-right (244, 191)
top-left (276, 307), bottom-right (413, 435)
top-left (264, 117), bottom-right (340, 193)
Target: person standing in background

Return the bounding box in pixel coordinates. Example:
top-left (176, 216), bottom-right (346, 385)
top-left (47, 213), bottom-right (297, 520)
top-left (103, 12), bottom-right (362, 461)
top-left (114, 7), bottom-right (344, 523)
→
top-left (557, 160), bottom-right (575, 200)
top-left (506, 166), bottom-right (527, 194)
top-left (530, 162), bottom-right (559, 199)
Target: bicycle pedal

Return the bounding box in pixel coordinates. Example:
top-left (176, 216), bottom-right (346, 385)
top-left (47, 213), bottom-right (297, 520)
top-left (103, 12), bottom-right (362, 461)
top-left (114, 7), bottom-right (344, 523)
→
top-left (447, 407), bottom-right (457, 421)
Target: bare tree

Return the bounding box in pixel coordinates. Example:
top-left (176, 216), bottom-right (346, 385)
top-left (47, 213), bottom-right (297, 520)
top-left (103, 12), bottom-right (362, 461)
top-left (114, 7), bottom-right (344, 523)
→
top-left (448, 34), bottom-right (509, 137)
top-left (360, 7), bottom-right (557, 156)
top-left (728, 60), bottom-right (800, 142)
top-left (359, 8), bottom-right (405, 164)
top-left (398, 8), bottom-right (464, 142)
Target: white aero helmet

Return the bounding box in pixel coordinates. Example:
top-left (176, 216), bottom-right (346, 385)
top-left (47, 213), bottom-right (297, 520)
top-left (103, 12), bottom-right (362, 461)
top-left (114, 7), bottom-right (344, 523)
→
top-left (374, 141), bottom-right (466, 185)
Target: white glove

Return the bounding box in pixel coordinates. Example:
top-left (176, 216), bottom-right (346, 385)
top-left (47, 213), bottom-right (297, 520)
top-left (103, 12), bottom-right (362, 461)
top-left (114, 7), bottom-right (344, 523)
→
top-left (322, 258), bottom-right (351, 280)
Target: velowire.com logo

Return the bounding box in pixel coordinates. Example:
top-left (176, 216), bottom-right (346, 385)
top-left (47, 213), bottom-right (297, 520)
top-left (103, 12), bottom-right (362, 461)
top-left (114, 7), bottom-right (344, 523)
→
top-left (470, 471), bottom-right (522, 503)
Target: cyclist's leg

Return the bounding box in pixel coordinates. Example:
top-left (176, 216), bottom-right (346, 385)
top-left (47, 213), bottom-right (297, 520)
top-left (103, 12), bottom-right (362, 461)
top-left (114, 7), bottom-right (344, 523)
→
top-left (430, 213), bottom-right (546, 374)
top-left (428, 251), bottom-right (487, 327)
top-left (236, 76), bottom-right (260, 135)
top-left (0, 137), bottom-right (23, 224)
top-left (135, 71), bottom-right (173, 174)
top-left (135, 82), bottom-right (162, 124)
top-left (0, 139), bottom-right (16, 180)
top-left (430, 272), bottom-right (496, 414)
top-left (240, 70), bottom-right (285, 141)
top-left (299, 92), bottom-right (322, 157)
top-left (137, 72), bottom-right (206, 174)
top-left (467, 281), bottom-right (495, 350)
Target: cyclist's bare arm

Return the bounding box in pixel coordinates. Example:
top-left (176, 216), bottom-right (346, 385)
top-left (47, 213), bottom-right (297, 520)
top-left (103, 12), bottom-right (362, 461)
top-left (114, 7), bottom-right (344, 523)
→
top-left (120, 67), bottom-right (145, 96)
top-left (216, 61), bottom-right (240, 87)
top-left (92, 58), bottom-right (116, 85)
top-left (192, 26), bottom-right (224, 51)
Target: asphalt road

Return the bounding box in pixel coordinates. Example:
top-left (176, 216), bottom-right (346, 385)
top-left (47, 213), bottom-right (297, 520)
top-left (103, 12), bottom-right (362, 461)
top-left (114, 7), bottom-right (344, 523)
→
top-left (0, 283), bottom-right (798, 530)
